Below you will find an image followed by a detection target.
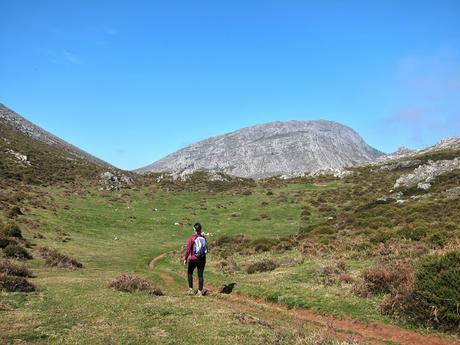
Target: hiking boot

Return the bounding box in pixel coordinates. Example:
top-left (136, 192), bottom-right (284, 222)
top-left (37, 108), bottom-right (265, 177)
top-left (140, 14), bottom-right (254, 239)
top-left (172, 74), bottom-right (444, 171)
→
top-left (196, 290), bottom-right (204, 297)
top-left (187, 288), bottom-right (194, 295)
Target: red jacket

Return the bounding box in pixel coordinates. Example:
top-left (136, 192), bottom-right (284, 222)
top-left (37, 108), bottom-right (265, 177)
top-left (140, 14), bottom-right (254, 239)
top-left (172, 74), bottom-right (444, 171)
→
top-left (185, 233), bottom-right (206, 261)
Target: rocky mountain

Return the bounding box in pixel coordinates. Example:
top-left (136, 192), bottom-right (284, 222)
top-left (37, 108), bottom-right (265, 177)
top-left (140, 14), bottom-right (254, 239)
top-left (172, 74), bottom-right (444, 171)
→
top-left (0, 103), bottom-right (111, 168)
top-left (137, 120), bottom-right (383, 178)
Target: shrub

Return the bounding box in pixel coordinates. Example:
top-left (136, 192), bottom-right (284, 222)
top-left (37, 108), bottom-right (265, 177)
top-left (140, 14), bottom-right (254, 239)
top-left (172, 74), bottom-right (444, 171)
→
top-left (247, 260), bottom-right (278, 274)
top-left (251, 237), bottom-right (276, 253)
top-left (397, 226), bottom-right (426, 241)
top-left (370, 230), bottom-right (393, 244)
top-left (109, 273), bottom-right (163, 296)
top-left (0, 261), bottom-right (32, 277)
top-left (0, 235), bottom-right (14, 249)
top-left (0, 273), bottom-right (35, 292)
top-left (215, 259), bottom-right (240, 274)
top-left (3, 244), bottom-right (32, 260)
top-left (38, 247), bottom-right (82, 270)
top-left (318, 261), bottom-right (348, 285)
top-left (8, 206), bottom-right (24, 218)
top-left (2, 223), bottom-right (22, 238)
top-left (428, 232), bottom-right (447, 247)
top-left (405, 251), bottom-right (460, 330)
top-left (354, 261), bottom-right (414, 297)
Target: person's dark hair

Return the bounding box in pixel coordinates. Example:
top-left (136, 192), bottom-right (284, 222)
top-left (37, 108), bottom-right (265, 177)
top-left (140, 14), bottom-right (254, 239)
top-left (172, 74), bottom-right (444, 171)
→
top-left (193, 223), bottom-right (202, 233)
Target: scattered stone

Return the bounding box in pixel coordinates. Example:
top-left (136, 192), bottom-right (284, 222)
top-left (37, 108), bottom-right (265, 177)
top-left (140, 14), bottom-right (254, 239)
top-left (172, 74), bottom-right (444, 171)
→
top-left (411, 194), bottom-right (432, 200)
top-left (417, 182), bottom-right (431, 190)
top-left (6, 149), bottom-right (31, 166)
top-left (100, 172), bottom-right (133, 191)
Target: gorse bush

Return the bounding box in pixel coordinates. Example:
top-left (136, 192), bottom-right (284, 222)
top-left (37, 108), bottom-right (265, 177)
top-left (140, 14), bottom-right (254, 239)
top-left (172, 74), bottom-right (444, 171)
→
top-left (406, 251), bottom-right (460, 330)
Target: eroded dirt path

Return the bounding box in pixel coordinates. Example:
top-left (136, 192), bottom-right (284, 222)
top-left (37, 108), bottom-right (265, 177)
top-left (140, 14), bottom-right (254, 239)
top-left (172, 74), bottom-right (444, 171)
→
top-left (148, 253), bottom-right (176, 286)
top-left (149, 253), bottom-right (460, 345)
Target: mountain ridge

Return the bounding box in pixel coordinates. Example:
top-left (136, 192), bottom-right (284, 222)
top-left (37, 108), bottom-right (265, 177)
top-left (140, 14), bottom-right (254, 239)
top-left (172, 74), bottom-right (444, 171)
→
top-left (0, 103), bottom-right (112, 168)
top-left (137, 119), bottom-right (383, 178)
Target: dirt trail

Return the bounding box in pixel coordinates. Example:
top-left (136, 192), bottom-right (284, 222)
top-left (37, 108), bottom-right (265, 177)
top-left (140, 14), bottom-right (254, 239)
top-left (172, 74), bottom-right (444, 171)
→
top-left (149, 253), bottom-right (460, 345)
top-left (148, 253), bottom-right (175, 286)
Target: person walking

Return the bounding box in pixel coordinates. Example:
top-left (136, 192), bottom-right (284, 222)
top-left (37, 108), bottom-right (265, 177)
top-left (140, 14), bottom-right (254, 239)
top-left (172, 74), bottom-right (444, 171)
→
top-left (184, 223), bottom-right (208, 296)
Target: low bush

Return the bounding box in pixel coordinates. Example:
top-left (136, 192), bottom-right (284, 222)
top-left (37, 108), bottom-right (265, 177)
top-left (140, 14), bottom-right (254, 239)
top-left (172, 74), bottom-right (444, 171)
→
top-left (318, 261), bottom-right (348, 285)
top-left (0, 235), bottom-right (14, 249)
top-left (252, 237), bottom-right (276, 253)
top-left (0, 261), bottom-right (32, 277)
top-left (215, 259), bottom-right (240, 274)
top-left (8, 206), bottom-right (24, 218)
top-left (3, 244), bottom-right (32, 260)
top-left (1, 223), bottom-right (22, 238)
top-left (0, 273), bottom-right (35, 292)
top-left (109, 273), bottom-right (163, 296)
top-left (38, 247), bottom-right (82, 270)
top-left (354, 261), bottom-right (414, 297)
top-left (397, 226), bottom-right (427, 241)
top-left (399, 251), bottom-right (460, 331)
top-left (247, 260), bottom-right (278, 274)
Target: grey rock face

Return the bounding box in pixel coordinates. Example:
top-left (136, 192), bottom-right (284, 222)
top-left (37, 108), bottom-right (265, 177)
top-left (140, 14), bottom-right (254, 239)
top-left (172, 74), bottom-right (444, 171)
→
top-left (393, 158), bottom-right (460, 190)
top-left (137, 120), bottom-right (382, 178)
top-left (0, 103), bottom-right (112, 168)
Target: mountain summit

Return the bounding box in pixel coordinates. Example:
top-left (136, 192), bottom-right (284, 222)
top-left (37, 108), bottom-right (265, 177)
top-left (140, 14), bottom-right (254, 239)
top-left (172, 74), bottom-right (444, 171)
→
top-left (137, 120), bottom-right (383, 178)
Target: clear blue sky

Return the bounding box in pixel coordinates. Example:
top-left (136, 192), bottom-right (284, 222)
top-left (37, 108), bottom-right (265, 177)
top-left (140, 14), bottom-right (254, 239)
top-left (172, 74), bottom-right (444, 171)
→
top-left (1, 1), bottom-right (459, 170)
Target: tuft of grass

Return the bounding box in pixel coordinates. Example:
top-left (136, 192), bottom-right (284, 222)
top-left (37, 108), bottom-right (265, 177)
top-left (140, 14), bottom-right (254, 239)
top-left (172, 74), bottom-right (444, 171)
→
top-left (3, 243), bottom-right (32, 260)
top-left (109, 273), bottom-right (163, 296)
top-left (0, 260), bottom-right (33, 277)
top-left (0, 273), bottom-right (35, 292)
top-left (38, 247), bottom-right (83, 270)
top-left (247, 259), bottom-right (278, 274)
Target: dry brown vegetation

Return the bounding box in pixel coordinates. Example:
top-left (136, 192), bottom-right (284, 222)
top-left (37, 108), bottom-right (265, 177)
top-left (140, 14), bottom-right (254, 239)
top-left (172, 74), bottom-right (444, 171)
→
top-left (0, 273), bottom-right (35, 292)
top-left (37, 247), bottom-right (83, 270)
top-left (109, 273), bottom-right (163, 296)
top-left (0, 260), bottom-right (33, 277)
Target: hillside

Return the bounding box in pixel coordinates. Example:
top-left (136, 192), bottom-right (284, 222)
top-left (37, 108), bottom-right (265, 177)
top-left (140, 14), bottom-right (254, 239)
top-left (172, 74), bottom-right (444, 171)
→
top-left (0, 104), bottom-right (114, 186)
top-left (137, 120), bottom-right (383, 178)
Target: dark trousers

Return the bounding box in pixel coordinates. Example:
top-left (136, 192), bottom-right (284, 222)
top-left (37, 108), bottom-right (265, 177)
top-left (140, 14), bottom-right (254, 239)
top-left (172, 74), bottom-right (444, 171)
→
top-left (187, 258), bottom-right (206, 290)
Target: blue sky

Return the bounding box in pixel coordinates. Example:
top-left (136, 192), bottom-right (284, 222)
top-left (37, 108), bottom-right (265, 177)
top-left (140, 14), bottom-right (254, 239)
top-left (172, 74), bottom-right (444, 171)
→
top-left (1, 1), bottom-right (459, 170)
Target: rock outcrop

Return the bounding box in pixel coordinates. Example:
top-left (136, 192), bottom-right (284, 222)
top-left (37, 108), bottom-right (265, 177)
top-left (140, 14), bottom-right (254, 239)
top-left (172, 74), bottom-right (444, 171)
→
top-left (393, 158), bottom-right (460, 190)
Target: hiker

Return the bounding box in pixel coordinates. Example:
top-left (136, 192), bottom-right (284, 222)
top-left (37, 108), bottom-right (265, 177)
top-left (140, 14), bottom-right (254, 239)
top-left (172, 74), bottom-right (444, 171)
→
top-left (184, 223), bottom-right (208, 296)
